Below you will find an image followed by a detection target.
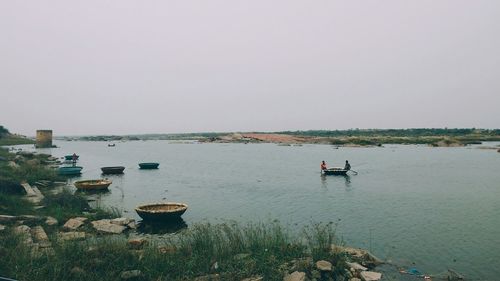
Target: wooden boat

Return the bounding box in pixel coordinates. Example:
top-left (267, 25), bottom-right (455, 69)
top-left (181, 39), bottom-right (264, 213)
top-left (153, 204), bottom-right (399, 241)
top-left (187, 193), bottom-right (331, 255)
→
top-left (64, 155), bottom-right (79, 160)
top-left (322, 168), bottom-right (348, 176)
top-left (57, 166), bottom-right (83, 175)
top-left (101, 166), bottom-right (125, 174)
top-left (108, 143), bottom-right (116, 147)
top-left (138, 162), bottom-right (159, 169)
top-left (135, 202), bottom-right (188, 221)
top-left (74, 179), bottom-right (112, 191)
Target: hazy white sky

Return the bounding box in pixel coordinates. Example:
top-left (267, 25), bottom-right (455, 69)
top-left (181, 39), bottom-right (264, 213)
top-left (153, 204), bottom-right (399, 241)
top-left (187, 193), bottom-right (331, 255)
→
top-left (1, 1), bottom-right (499, 136)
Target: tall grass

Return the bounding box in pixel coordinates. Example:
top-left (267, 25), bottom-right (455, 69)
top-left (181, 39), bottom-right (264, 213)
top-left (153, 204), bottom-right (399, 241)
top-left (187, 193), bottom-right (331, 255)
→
top-left (0, 221), bottom-right (346, 281)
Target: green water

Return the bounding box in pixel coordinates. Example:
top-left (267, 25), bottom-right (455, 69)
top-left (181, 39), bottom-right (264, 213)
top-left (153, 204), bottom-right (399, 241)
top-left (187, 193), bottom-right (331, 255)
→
top-left (34, 141), bottom-right (500, 280)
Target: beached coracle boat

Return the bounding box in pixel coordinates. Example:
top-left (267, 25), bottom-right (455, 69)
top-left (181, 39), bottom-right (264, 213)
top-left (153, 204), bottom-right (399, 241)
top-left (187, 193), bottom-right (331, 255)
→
top-left (74, 179), bottom-right (112, 191)
top-left (322, 168), bottom-right (348, 176)
top-left (57, 166), bottom-right (83, 175)
top-left (101, 166), bottom-right (125, 174)
top-left (135, 202), bottom-right (188, 221)
top-left (138, 162), bottom-right (159, 169)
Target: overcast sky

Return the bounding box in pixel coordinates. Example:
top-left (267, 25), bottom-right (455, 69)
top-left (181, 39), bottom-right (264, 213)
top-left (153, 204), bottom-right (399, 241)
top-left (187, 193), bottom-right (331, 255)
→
top-left (1, 1), bottom-right (499, 136)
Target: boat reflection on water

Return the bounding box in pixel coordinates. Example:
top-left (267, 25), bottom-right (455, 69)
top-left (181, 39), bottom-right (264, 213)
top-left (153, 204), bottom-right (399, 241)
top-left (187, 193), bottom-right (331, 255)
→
top-left (320, 174), bottom-right (351, 188)
top-left (137, 218), bottom-right (188, 235)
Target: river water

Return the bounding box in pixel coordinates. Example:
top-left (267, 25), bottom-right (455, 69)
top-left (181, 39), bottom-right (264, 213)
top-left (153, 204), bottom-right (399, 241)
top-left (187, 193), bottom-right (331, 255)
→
top-left (30, 141), bottom-right (500, 280)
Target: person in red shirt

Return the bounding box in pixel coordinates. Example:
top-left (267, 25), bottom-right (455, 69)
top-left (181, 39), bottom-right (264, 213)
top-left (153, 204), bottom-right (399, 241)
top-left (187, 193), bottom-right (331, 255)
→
top-left (320, 161), bottom-right (327, 172)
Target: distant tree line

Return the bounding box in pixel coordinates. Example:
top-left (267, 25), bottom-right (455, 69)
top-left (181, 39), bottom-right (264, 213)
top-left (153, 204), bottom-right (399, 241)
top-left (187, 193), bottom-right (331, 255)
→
top-left (0, 125), bottom-right (10, 138)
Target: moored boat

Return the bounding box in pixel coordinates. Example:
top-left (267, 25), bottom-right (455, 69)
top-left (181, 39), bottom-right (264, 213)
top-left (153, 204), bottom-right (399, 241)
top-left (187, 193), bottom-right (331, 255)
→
top-left (64, 154), bottom-right (79, 160)
top-left (138, 162), bottom-right (159, 169)
top-left (58, 166), bottom-right (83, 175)
top-left (74, 179), bottom-right (112, 191)
top-left (101, 166), bottom-right (125, 174)
top-left (135, 202), bottom-right (188, 221)
top-left (322, 168), bottom-right (348, 176)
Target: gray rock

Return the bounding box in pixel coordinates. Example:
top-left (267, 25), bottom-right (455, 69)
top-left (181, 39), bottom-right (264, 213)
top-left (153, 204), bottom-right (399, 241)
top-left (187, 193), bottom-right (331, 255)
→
top-left (316, 260), bottom-right (333, 272)
top-left (0, 224), bottom-right (6, 231)
top-left (45, 216), bottom-right (58, 226)
top-left (360, 271), bottom-right (382, 281)
top-left (8, 161), bottom-right (20, 168)
top-left (120, 270), bottom-right (142, 280)
top-left (349, 278), bottom-right (362, 281)
top-left (0, 215), bottom-right (16, 223)
top-left (128, 238), bottom-right (148, 249)
top-left (127, 221), bottom-right (137, 229)
top-left (111, 217), bottom-right (134, 226)
top-left (59, 231), bottom-right (86, 241)
top-left (31, 226), bottom-right (49, 243)
top-left (63, 218), bottom-right (86, 230)
top-left (283, 271), bottom-right (306, 281)
top-left (193, 274), bottom-right (220, 281)
top-left (241, 277), bottom-right (263, 281)
top-left (92, 219), bottom-right (127, 234)
top-left (70, 266), bottom-right (85, 275)
top-left (347, 262), bottom-right (367, 272)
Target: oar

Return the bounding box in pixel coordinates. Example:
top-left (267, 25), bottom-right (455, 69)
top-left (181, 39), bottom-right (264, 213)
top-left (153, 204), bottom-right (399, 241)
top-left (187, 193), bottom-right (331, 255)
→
top-left (349, 170), bottom-right (358, 175)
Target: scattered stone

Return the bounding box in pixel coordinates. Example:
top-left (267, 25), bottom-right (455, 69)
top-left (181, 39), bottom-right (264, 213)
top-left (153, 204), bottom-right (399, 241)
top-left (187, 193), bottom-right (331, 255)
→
top-left (349, 278), bottom-right (361, 281)
top-left (283, 271), bottom-right (306, 281)
top-left (193, 274), bottom-right (220, 281)
top-left (14, 225), bottom-right (31, 234)
top-left (241, 276), bottom-right (263, 281)
top-left (14, 225), bottom-right (33, 245)
top-left (111, 217), bottom-right (134, 226)
top-left (332, 245), bottom-right (383, 266)
top-left (131, 250), bottom-right (145, 261)
top-left (17, 215), bottom-right (44, 223)
top-left (128, 238), bottom-right (148, 249)
top-left (91, 219), bottom-right (127, 234)
top-left (316, 260), bottom-right (333, 272)
top-left (360, 271), bottom-right (382, 281)
top-left (70, 266), bottom-right (85, 275)
top-left (0, 224), bottom-right (5, 231)
top-left (31, 226), bottom-right (50, 244)
top-left (234, 253), bottom-right (251, 260)
top-left (158, 246), bottom-right (176, 254)
top-left (290, 257), bottom-right (313, 272)
top-left (63, 217), bottom-right (87, 230)
top-left (120, 270), bottom-right (142, 280)
top-left (45, 216), bottom-right (58, 226)
top-left (127, 221), bottom-right (137, 229)
top-left (8, 161), bottom-right (20, 169)
top-left (347, 262), bottom-right (367, 272)
top-left (59, 231), bottom-right (86, 241)
top-left (0, 215), bottom-right (16, 223)
top-left (26, 159), bottom-right (40, 166)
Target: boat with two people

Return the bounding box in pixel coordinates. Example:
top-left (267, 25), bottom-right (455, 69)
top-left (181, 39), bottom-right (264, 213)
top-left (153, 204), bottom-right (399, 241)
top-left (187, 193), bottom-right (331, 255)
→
top-left (321, 160), bottom-right (357, 176)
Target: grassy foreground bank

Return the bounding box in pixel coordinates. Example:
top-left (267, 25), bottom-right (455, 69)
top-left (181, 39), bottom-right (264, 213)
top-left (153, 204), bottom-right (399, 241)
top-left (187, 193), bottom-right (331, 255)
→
top-left (0, 221), bottom-right (352, 281)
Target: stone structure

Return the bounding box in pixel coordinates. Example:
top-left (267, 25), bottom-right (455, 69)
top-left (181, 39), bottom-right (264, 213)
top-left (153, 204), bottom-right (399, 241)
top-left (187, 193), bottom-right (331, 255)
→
top-left (36, 130), bottom-right (52, 148)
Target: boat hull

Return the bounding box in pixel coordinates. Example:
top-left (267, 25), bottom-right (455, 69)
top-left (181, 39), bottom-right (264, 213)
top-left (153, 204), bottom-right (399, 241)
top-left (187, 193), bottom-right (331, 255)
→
top-left (101, 166), bottom-right (125, 174)
top-left (58, 166), bottom-right (83, 175)
top-left (323, 168), bottom-right (348, 176)
top-left (139, 163), bottom-right (159, 169)
top-left (64, 155), bottom-right (79, 160)
top-left (74, 179), bottom-right (112, 191)
top-left (135, 203), bottom-right (188, 221)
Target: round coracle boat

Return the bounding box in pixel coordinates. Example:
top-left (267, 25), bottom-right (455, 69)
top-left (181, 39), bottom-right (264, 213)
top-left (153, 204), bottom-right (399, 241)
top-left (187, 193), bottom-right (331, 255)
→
top-left (135, 202), bottom-right (188, 221)
top-left (74, 179), bottom-right (112, 191)
top-left (58, 166), bottom-right (83, 175)
top-left (101, 166), bottom-right (125, 174)
top-left (139, 162), bottom-right (159, 169)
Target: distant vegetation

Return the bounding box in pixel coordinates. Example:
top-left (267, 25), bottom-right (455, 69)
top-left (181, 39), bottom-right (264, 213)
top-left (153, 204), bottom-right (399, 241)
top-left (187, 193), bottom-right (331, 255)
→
top-left (0, 125), bottom-right (34, 146)
top-left (279, 128), bottom-right (500, 138)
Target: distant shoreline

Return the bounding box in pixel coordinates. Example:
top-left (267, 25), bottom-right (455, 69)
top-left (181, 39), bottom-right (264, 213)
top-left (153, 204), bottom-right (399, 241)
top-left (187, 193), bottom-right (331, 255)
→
top-left (52, 128), bottom-right (500, 147)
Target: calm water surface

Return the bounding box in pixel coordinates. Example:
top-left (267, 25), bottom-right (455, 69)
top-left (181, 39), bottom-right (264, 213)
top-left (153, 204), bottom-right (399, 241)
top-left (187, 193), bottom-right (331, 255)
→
top-left (33, 141), bottom-right (500, 280)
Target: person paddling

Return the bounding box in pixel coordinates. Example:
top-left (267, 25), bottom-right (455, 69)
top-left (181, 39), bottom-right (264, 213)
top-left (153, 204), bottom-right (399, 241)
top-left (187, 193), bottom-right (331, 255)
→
top-left (344, 160), bottom-right (351, 171)
top-left (321, 161), bottom-right (327, 173)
